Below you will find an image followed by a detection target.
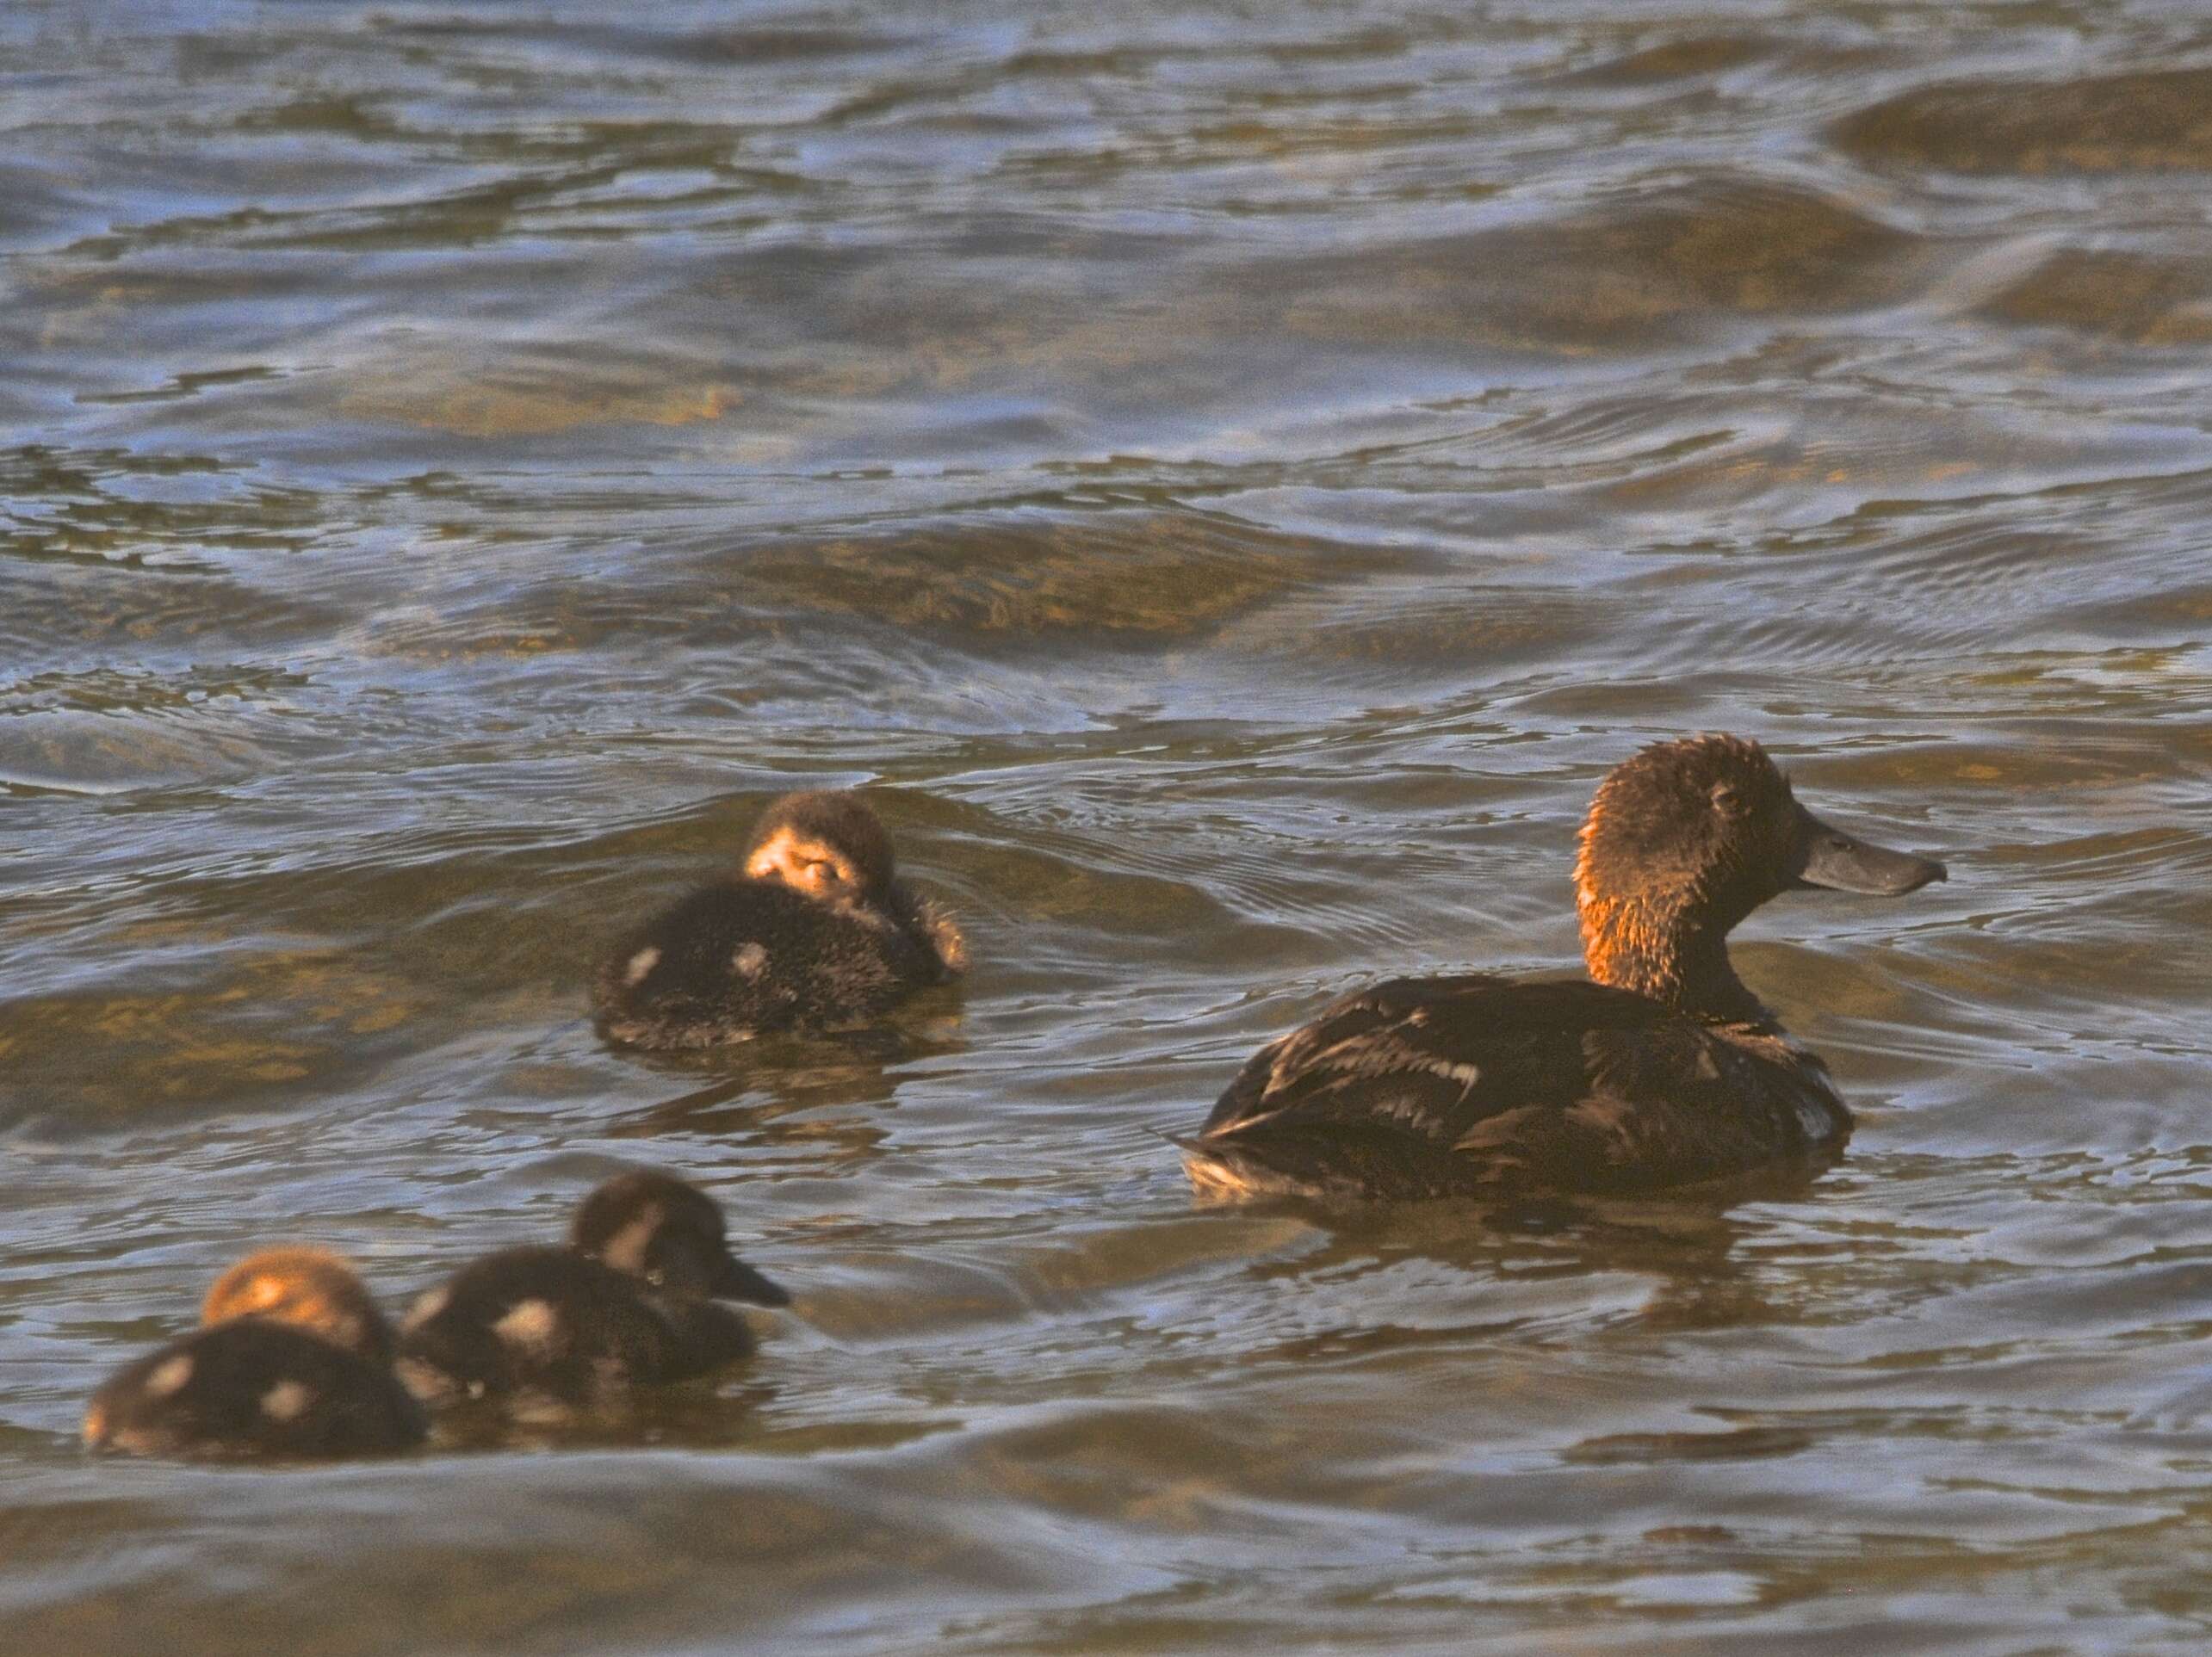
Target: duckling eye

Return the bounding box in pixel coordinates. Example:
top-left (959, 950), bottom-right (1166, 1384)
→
top-left (647, 1268), bottom-right (666, 1286)
top-left (1710, 782), bottom-right (1747, 819)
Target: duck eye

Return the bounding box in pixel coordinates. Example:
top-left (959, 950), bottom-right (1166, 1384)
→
top-left (1710, 783), bottom-right (1746, 819)
top-left (647, 1268), bottom-right (666, 1286)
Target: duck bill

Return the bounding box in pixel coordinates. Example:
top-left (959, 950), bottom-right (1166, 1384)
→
top-left (1789, 807), bottom-right (1947, 896)
top-left (714, 1256), bottom-right (792, 1308)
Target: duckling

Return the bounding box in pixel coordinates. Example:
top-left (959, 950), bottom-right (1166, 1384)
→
top-left (592, 789), bottom-right (965, 1049)
top-left (84, 1248), bottom-right (425, 1459)
top-left (1182, 734), bottom-right (1946, 1201)
top-left (395, 1168), bottom-right (789, 1407)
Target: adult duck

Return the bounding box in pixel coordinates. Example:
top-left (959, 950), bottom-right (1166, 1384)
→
top-left (1181, 734), bottom-right (1945, 1201)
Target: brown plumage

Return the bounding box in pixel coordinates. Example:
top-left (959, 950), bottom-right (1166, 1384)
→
top-left (201, 1246), bottom-right (400, 1367)
top-left (84, 1248), bottom-right (425, 1460)
top-left (592, 788), bottom-right (965, 1048)
top-left (395, 1168), bottom-right (789, 1407)
top-left (1184, 734), bottom-right (1946, 1202)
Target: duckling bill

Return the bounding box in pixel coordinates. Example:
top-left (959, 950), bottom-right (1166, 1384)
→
top-left (592, 789), bottom-right (965, 1049)
top-left (1183, 734), bottom-right (1946, 1202)
top-left (396, 1168), bottom-right (788, 1407)
top-left (84, 1248), bottom-right (425, 1460)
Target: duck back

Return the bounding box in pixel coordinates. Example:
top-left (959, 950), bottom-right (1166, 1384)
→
top-left (398, 1246), bottom-right (755, 1404)
top-left (592, 877), bottom-right (945, 1048)
top-left (1188, 974), bottom-right (1849, 1201)
top-left (85, 1320), bottom-right (426, 1459)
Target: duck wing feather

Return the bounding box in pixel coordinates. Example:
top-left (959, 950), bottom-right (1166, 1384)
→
top-left (1193, 974), bottom-right (1842, 1197)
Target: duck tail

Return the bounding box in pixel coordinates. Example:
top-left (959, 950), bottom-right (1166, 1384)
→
top-left (1163, 1128), bottom-right (1315, 1202)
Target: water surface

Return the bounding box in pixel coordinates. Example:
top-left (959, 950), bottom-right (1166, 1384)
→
top-left (5, 1), bottom-right (2212, 1652)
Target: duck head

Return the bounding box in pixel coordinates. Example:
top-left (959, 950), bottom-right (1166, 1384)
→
top-left (1574, 734), bottom-right (1944, 1021)
top-left (201, 1246), bottom-right (398, 1365)
top-left (570, 1168), bottom-right (790, 1307)
top-left (742, 789), bottom-right (895, 906)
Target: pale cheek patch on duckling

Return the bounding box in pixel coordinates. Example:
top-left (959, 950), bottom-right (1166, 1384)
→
top-left (493, 1299), bottom-right (561, 1358)
top-left (623, 947), bottom-right (662, 988)
top-left (598, 1206), bottom-right (664, 1276)
top-left (260, 1380), bottom-right (315, 1423)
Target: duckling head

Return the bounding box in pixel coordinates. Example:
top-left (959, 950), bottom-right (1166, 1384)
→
top-left (742, 789), bottom-right (895, 906)
top-left (570, 1167), bottom-right (790, 1308)
top-left (201, 1246), bottom-right (397, 1365)
top-left (1575, 734), bottom-right (1944, 1017)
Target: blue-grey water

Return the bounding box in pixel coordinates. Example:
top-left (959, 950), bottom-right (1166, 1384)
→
top-left (5, 2), bottom-right (2212, 1652)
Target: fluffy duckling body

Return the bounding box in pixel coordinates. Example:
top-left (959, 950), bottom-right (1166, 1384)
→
top-left (1183, 735), bottom-right (1946, 1202)
top-left (593, 790), bottom-right (964, 1049)
top-left (84, 1249), bottom-right (425, 1459)
top-left (396, 1169), bottom-right (789, 1406)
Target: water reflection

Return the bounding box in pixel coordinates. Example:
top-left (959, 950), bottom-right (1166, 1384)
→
top-left (424, 1372), bottom-right (786, 1456)
top-left (604, 1024), bottom-right (965, 1149)
top-left (1249, 1182), bottom-right (1806, 1341)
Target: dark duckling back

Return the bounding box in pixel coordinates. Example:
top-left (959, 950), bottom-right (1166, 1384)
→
top-left (592, 788), bottom-right (964, 1049)
top-left (84, 1248), bottom-right (425, 1460)
top-left (396, 1168), bottom-right (788, 1407)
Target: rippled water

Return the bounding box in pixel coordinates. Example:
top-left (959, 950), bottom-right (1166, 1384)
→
top-left (5, 1), bottom-right (2212, 1650)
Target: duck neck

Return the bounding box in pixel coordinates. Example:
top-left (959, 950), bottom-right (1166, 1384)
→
top-left (1578, 889), bottom-right (1770, 1026)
